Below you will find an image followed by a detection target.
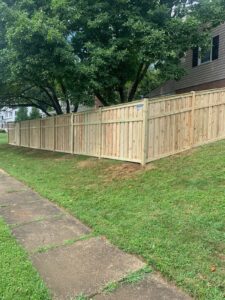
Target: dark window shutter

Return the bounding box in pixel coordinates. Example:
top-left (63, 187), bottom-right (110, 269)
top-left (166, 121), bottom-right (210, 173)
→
top-left (212, 35), bottom-right (219, 60)
top-left (192, 47), bottom-right (198, 67)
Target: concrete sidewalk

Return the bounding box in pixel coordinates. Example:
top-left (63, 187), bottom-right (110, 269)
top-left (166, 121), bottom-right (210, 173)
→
top-left (0, 169), bottom-right (191, 300)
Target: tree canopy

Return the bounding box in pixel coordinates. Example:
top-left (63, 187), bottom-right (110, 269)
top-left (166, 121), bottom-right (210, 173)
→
top-left (0, 0), bottom-right (225, 114)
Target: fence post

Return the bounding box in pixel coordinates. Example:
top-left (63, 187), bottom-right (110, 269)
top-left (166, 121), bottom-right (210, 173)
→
top-left (98, 107), bottom-right (102, 159)
top-left (7, 123), bottom-right (9, 144)
top-left (70, 113), bottom-right (74, 154)
top-left (28, 120), bottom-right (31, 148)
top-left (190, 91), bottom-right (196, 147)
top-left (40, 119), bottom-right (42, 149)
top-left (53, 116), bottom-right (56, 151)
top-left (141, 99), bottom-right (149, 166)
top-left (19, 122), bottom-right (21, 146)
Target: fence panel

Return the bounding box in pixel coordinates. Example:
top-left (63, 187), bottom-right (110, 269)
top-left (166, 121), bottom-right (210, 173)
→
top-left (30, 119), bottom-right (41, 149)
top-left (101, 101), bottom-right (144, 163)
top-left (20, 120), bottom-right (30, 147)
top-left (73, 111), bottom-right (100, 157)
top-left (55, 114), bottom-right (71, 153)
top-left (193, 89), bottom-right (225, 146)
top-left (147, 94), bottom-right (193, 162)
top-left (41, 118), bottom-right (54, 150)
top-left (8, 123), bottom-right (16, 145)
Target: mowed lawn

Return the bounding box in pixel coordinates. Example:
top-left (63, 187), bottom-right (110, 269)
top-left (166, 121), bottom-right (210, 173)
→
top-left (0, 133), bottom-right (224, 299)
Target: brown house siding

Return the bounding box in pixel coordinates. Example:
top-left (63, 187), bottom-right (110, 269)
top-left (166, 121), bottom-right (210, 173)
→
top-left (149, 23), bottom-right (225, 98)
top-left (176, 78), bottom-right (225, 94)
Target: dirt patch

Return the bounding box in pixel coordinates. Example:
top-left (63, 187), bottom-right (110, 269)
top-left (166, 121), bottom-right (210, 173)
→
top-left (76, 159), bottom-right (157, 180)
top-left (103, 163), bottom-right (142, 181)
top-left (77, 159), bottom-right (99, 169)
top-left (144, 163), bottom-right (157, 171)
top-left (54, 154), bottom-right (74, 161)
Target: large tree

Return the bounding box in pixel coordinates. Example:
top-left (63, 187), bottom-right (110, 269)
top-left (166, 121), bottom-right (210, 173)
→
top-left (55, 0), bottom-right (225, 105)
top-left (0, 0), bottom-right (225, 112)
top-left (0, 0), bottom-right (93, 115)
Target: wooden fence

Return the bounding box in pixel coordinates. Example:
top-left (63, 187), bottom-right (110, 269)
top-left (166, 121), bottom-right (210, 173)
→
top-left (8, 88), bottom-right (225, 165)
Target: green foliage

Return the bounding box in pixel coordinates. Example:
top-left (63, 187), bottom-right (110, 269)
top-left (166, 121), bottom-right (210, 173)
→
top-left (0, 137), bottom-right (224, 299)
top-left (29, 107), bottom-right (41, 120)
top-left (0, 217), bottom-right (50, 299)
top-left (15, 107), bottom-right (29, 121)
top-left (136, 69), bottom-right (165, 98)
top-left (0, 0), bottom-right (93, 115)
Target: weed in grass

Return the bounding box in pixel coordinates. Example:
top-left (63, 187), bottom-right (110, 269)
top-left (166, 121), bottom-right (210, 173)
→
top-left (103, 266), bottom-right (152, 294)
top-left (75, 294), bottom-right (88, 300)
top-left (34, 233), bottom-right (96, 254)
top-left (122, 266), bottom-right (152, 284)
top-left (103, 281), bottom-right (119, 293)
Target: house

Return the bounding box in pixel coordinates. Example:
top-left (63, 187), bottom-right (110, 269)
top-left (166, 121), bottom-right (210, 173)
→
top-left (0, 107), bottom-right (36, 130)
top-left (149, 23), bottom-right (225, 97)
top-left (0, 108), bottom-right (18, 130)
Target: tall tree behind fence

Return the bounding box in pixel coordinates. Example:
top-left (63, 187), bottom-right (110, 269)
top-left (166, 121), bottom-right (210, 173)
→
top-left (8, 88), bottom-right (225, 165)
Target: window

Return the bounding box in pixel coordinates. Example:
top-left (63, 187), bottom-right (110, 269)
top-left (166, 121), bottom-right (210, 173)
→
top-left (192, 35), bottom-right (220, 67)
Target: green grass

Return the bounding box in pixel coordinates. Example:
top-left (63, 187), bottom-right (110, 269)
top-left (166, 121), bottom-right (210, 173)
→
top-left (0, 133), bottom-right (225, 299)
top-left (0, 218), bottom-right (50, 300)
top-left (0, 131), bottom-right (7, 144)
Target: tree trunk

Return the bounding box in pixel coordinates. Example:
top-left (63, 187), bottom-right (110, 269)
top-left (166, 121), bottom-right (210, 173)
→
top-left (60, 82), bottom-right (70, 113)
top-left (118, 86), bottom-right (126, 103)
top-left (48, 86), bottom-right (63, 115)
top-left (40, 86), bottom-right (62, 115)
top-left (73, 103), bottom-right (79, 113)
top-left (128, 63), bottom-right (149, 102)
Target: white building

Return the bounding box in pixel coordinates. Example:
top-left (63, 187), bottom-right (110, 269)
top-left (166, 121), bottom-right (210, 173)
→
top-left (0, 107), bottom-right (36, 130)
top-left (0, 108), bottom-right (18, 130)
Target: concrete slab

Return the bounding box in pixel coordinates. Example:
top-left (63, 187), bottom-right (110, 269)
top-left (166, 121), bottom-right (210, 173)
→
top-left (0, 176), bottom-right (28, 194)
top-left (94, 274), bottom-right (191, 300)
top-left (13, 215), bottom-right (91, 251)
top-left (0, 190), bottom-right (43, 207)
top-left (0, 200), bottom-right (62, 225)
top-left (32, 237), bottom-right (145, 299)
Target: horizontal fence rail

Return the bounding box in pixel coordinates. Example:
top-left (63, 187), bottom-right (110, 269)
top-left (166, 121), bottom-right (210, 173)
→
top-left (8, 87), bottom-right (225, 165)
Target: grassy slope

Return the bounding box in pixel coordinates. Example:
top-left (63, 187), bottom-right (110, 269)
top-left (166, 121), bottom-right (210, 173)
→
top-left (0, 217), bottom-right (50, 300)
top-left (0, 133), bottom-right (224, 299)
